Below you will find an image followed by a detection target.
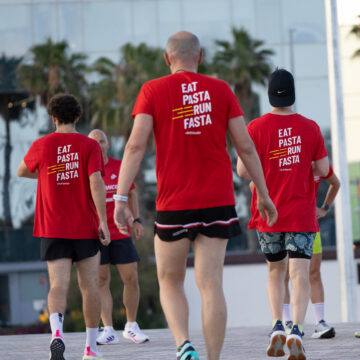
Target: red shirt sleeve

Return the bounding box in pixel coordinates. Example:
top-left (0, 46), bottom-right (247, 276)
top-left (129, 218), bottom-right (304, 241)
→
top-left (24, 140), bottom-right (39, 172)
top-left (88, 141), bottom-right (105, 177)
top-left (132, 82), bottom-right (153, 118)
top-left (313, 124), bottom-right (328, 161)
top-left (130, 183), bottom-right (135, 191)
top-left (225, 83), bottom-right (244, 119)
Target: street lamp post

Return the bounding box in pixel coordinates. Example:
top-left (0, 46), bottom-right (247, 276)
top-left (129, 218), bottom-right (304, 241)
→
top-left (324, 0), bottom-right (357, 322)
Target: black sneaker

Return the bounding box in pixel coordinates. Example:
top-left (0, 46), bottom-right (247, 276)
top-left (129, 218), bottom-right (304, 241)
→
top-left (286, 324), bottom-right (306, 360)
top-left (267, 320), bottom-right (286, 357)
top-left (50, 332), bottom-right (65, 360)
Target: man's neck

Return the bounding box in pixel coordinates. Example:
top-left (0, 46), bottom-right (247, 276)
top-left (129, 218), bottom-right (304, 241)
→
top-left (55, 123), bottom-right (77, 133)
top-left (171, 64), bottom-right (198, 74)
top-left (271, 106), bottom-right (295, 115)
top-left (104, 155), bottom-right (109, 165)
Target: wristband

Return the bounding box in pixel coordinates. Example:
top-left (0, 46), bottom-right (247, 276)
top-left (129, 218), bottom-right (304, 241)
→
top-left (113, 194), bottom-right (128, 202)
top-left (133, 217), bottom-right (142, 224)
top-left (321, 204), bottom-right (330, 211)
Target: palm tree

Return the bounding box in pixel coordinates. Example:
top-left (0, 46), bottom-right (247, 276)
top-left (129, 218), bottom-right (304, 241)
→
top-left (17, 38), bottom-right (88, 130)
top-left (0, 55), bottom-right (26, 227)
top-left (350, 15), bottom-right (360, 58)
top-left (0, 55), bottom-right (22, 91)
top-left (213, 27), bottom-right (274, 122)
top-left (90, 43), bottom-right (168, 137)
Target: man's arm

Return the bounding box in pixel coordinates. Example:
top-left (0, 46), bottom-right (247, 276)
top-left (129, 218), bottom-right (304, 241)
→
top-left (316, 172), bottom-right (340, 219)
top-left (128, 188), bottom-right (144, 240)
top-left (114, 114), bottom-right (153, 235)
top-left (313, 156), bottom-right (329, 177)
top-left (17, 160), bottom-right (38, 179)
top-left (89, 171), bottom-right (110, 245)
top-left (229, 115), bottom-right (277, 227)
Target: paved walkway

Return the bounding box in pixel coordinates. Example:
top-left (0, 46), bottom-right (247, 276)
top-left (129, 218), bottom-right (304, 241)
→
top-left (0, 323), bottom-right (359, 359)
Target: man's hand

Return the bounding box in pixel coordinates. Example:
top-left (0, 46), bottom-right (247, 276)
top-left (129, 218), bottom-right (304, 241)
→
top-left (99, 221), bottom-right (110, 246)
top-left (257, 195), bottom-right (278, 227)
top-left (114, 201), bottom-right (134, 236)
top-left (316, 207), bottom-right (327, 219)
top-left (133, 222), bottom-right (144, 240)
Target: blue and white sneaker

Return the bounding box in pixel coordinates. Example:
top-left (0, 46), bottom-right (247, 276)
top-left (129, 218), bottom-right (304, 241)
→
top-left (176, 341), bottom-right (200, 360)
top-left (286, 324), bottom-right (306, 360)
top-left (267, 319), bottom-right (286, 357)
top-left (96, 327), bottom-right (119, 345)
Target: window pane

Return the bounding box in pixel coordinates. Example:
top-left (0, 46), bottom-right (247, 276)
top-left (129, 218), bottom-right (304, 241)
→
top-left (0, 5), bottom-right (32, 56)
top-left (83, 1), bottom-right (132, 53)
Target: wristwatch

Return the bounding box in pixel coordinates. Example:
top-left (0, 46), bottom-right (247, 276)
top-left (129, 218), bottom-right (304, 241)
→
top-left (133, 218), bottom-right (142, 224)
top-left (321, 204), bottom-right (330, 211)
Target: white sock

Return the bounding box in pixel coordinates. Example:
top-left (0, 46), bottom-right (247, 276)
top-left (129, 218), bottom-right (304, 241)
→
top-left (104, 325), bottom-right (114, 332)
top-left (313, 302), bottom-right (325, 324)
top-left (85, 328), bottom-right (99, 352)
top-left (49, 313), bottom-right (64, 338)
top-left (125, 321), bottom-right (137, 328)
top-left (283, 304), bottom-right (292, 323)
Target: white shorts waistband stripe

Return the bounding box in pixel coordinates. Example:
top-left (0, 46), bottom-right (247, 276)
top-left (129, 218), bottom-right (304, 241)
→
top-left (154, 217), bottom-right (239, 229)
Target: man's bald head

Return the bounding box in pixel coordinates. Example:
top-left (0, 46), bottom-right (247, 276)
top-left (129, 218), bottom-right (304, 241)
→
top-left (166, 31), bottom-right (201, 64)
top-left (88, 129), bottom-right (108, 142)
top-left (88, 129), bottom-right (109, 162)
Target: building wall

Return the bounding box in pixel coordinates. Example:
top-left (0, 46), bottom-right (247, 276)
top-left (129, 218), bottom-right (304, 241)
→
top-left (339, 25), bottom-right (360, 163)
top-left (0, 0), bottom-right (331, 129)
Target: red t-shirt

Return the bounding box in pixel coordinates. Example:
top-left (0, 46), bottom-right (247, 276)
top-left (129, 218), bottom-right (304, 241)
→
top-left (24, 132), bottom-right (104, 239)
top-left (247, 113), bottom-right (328, 232)
top-left (132, 72), bottom-right (244, 211)
top-left (104, 157), bottom-right (135, 240)
top-left (314, 164), bottom-right (334, 195)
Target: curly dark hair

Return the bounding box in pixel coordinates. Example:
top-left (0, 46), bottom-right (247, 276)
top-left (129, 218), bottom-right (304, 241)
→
top-left (47, 93), bottom-right (82, 124)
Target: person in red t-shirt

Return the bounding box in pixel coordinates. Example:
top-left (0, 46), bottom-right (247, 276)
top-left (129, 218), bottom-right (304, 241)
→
top-left (113, 31), bottom-right (277, 360)
top-left (88, 129), bottom-right (149, 345)
top-left (17, 94), bottom-right (110, 360)
top-left (283, 165), bottom-right (340, 339)
top-left (237, 69), bottom-right (329, 359)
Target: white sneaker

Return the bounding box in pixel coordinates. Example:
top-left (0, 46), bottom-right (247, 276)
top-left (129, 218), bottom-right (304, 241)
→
top-left (311, 320), bottom-right (335, 339)
top-left (122, 322), bottom-right (150, 343)
top-left (96, 327), bottom-right (119, 345)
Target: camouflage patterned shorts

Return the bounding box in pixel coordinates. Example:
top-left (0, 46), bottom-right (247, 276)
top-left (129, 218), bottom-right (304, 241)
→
top-left (257, 232), bottom-right (316, 260)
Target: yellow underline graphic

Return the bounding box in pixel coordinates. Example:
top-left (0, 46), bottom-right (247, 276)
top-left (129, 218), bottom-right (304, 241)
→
top-left (172, 113), bottom-right (194, 120)
top-left (269, 149), bottom-right (287, 153)
top-left (48, 169), bottom-right (65, 174)
top-left (48, 164), bottom-right (66, 169)
top-left (172, 106), bottom-right (192, 112)
top-left (176, 109), bottom-right (194, 115)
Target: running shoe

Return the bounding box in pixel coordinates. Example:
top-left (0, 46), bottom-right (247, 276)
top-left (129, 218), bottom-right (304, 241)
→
top-left (96, 327), bottom-right (119, 345)
top-left (176, 341), bottom-right (200, 360)
top-left (311, 320), bottom-right (335, 339)
top-left (285, 321), bottom-right (293, 335)
top-left (267, 319), bottom-right (286, 357)
top-left (286, 325), bottom-right (306, 360)
top-left (122, 322), bottom-right (149, 343)
top-left (49, 330), bottom-right (65, 360)
top-left (82, 346), bottom-right (103, 360)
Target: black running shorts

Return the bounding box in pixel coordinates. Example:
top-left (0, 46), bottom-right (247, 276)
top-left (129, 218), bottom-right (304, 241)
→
top-left (154, 205), bottom-right (241, 241)
top-left (100, 237), bottom-right (140, 265)
top-left (40, 237), bottom-right (100, 262)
